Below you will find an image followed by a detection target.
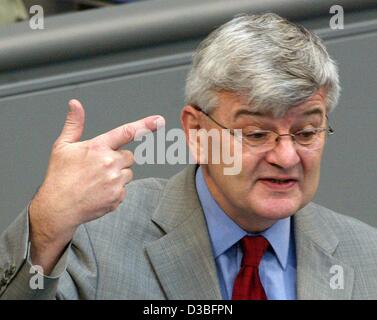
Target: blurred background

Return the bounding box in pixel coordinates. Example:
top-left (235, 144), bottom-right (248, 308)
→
top-left (1, 0), bottom-right (146, 25)
top-left (0, 0), bottom-right (376, 234)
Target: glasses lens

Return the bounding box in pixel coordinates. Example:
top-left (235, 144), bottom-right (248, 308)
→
top-left (243, 130), bottom-right (275, 147)
top-left (241, 128), bottom-right (327, 152)
top-left (295, 129), bottom-right (320, 145)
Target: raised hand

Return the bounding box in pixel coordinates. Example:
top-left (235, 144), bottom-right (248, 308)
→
top-left (29, 99), bottom-right (165, 273)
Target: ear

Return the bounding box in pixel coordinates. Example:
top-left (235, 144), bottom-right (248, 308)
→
top-left (181, 105), bottom-right (201, 133)
top-left (181, 105), bottom-right (207, 164)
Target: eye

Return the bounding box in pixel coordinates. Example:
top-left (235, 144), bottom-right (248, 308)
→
top-left (244, 131), bottom-right (270, 141)
top-left (295, 129), bottom-right (317, 141)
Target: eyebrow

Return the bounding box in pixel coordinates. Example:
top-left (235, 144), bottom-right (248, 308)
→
top-left (233, 109), bottom-right (263, 120)
top-left (233, 106), bottom-right (325, 120)
top-left (301, 107), bottom-right (324, 118)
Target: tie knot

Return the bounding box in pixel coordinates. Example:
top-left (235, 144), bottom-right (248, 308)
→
top-left (241, 236), bottom-right (270, 267)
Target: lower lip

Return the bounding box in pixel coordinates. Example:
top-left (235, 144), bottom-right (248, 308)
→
top-left (259, 179), bottom-right (298, 190)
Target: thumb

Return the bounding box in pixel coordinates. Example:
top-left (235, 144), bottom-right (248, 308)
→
top-left (58, 99), bottom-right (85, 144)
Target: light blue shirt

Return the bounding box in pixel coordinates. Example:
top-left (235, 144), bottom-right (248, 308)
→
top-left (195, 167), bottom-right (297, 300)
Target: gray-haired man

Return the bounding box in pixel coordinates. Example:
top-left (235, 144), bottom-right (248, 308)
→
top-left (1, 13), bottom-right (377, 300)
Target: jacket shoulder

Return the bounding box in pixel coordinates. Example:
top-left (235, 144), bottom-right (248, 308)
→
top-left (311, 202), bottom-right (377, 257)
top-left (312, 203), bottom-right (377, 238)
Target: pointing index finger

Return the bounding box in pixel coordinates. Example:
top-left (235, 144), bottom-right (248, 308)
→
top-left (98, 115), bottom-right (165, 150)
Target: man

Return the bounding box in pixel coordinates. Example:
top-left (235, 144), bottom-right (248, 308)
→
top-left (1, 13), bottom-right (377, 300)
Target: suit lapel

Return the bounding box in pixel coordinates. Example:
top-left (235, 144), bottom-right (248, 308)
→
top-left (144, 166), bottom-right (355, 300)
top-left (145, 165), bottom-right (222, 299)
top-left (294, 204), bottom-right (354, 299)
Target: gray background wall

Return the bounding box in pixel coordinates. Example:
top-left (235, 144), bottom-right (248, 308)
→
top-left (0, 0), bottom-right (376, 234)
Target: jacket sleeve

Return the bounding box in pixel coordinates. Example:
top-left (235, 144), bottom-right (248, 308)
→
top-left (0, 206), bottom-right (98, 299)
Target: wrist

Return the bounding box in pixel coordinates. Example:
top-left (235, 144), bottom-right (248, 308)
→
top-left (28, 197), bottom-right (76, 274)
top-left (29, 195), bottom-right (76, 250)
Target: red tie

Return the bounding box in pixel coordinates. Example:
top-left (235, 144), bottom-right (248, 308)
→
top-left (232, 236), bottom-right (270, 300)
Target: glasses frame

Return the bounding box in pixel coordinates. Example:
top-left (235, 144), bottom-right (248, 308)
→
top-left (193, 105), bottom-right (335, 150)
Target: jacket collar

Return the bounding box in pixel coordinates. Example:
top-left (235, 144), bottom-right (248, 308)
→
top-left (146, 165), bottom-right (354, 299)
top-left (146, 165), bottom-right (222, 299)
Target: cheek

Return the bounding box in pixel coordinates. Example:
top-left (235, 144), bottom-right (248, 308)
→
top-left (301, 151), bottom-right (323, 195)
top-left (224, 151), bottom-right (265, 197)
top-left (216, 152), bottom-right (262, 193)
top-left (241, 147), bottom-right (264, 169)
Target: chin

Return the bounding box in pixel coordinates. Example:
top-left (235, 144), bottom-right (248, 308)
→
top-left (252, 197), bottom-right (303, 221)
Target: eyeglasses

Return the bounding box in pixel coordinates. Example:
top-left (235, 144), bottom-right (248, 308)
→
top-left (194, 106), bottom-right (334, 153)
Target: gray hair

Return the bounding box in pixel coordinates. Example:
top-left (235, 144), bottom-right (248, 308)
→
top-left (185, 13), bottom-right (341, 117)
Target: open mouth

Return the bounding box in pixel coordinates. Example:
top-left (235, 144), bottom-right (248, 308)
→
top-left (259, 178), bottom-right (298, 189)
top-left (264, 178), bottom-right (295, 184)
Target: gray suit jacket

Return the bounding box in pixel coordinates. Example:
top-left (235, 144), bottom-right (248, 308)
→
top-left (1, 165), bottom-right (377, 299)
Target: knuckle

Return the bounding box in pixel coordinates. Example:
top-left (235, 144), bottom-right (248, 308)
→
top-left (107, 170), bottom-right (120, 182)
top-left (123, 125), bottom-right (135, 141)
top-left (122, 169), bottom-right (133, 184)
top-left (102, 156), bottom-right (115, 168)
top-left (122, 126), bottom-right (130, 140)
top-left (124, 150), bottom-right (135, 166)
top-left (127, 169), bottom-right (134, 182)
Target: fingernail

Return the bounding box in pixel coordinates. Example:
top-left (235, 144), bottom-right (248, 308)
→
top-left (153, 116), bottom-right (165, 130)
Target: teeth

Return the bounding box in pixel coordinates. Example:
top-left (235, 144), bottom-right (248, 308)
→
top-left (271, 179), bottom-right (289, 183)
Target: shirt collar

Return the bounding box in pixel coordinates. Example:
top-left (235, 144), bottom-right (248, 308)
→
top-left (195, 166), bottom-right (292, 270)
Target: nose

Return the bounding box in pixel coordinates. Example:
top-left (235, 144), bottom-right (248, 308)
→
top-left (264, 136), bottom-right (301, 169)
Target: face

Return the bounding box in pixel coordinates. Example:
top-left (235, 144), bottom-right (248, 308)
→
top-left (183, 88), bottom-right (329, 232)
